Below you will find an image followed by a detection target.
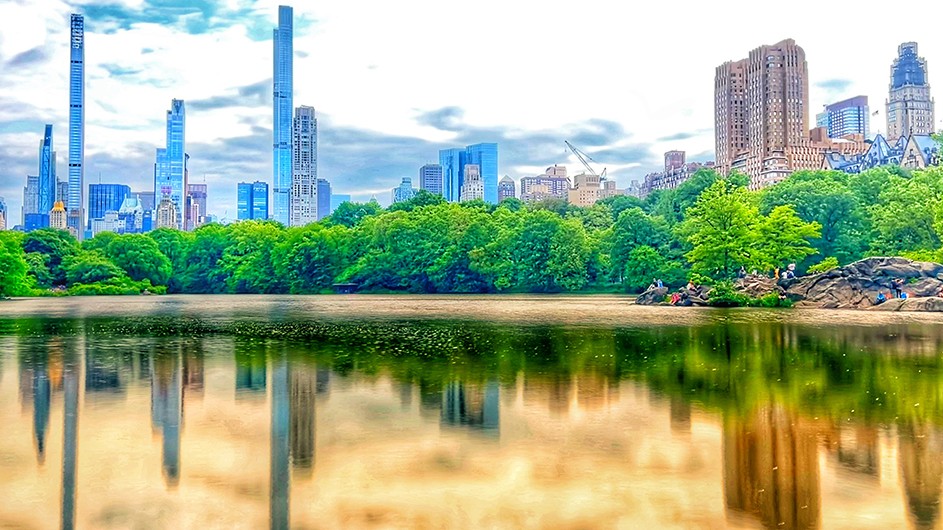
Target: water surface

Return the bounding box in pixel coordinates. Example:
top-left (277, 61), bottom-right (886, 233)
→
top-left (2, 295), bottom-right (943, 529)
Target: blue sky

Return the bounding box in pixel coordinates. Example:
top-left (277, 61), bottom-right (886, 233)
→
top-left (0, 0), bottom-right (941, 222)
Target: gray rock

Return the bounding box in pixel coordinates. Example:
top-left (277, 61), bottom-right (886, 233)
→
top-left (635, 287), bottom-right (669, 305)
top-left (868, 296), bottom-right (943, 312)
top-left (735, 275), bottom-right (783, 298)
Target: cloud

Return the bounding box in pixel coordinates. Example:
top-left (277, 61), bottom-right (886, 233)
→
top-left (415, 107), bottom-right (464, 131)
top-left (187, 79), bottom-right (269, 111)
top-left (6, 45), bottom-right (51, 68)
top-left (816, 78), bottom-right (853, 93)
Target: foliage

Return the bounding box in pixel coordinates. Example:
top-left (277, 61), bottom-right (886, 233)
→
top-left (753, 205), bottom-right (821, 271)
top-left (681, 179), bottom-right (759, 278)
top-left (807, 256), bottom-right (840, 275)
top-left (104, 234), bottom-right (172, 285)
top-left (622, 245), bottom-right (684, 293)
top-left (22, 228), bottom-right (79, 287)
top-left (63, 251), bottom-right (128, 285)
top-left (0, 231), bottom-right (29, 298)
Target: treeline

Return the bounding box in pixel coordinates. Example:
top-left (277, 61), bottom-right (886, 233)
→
top-left (1, 164), bottom-right (942, 297)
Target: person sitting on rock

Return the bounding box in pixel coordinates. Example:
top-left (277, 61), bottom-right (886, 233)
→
top-left (875, 292), bottom-right (887, 305)
top-left (648, 280), bottom-right (657, 291)
top-left (670, 292), bottom-right (681, 305)
top-left (738, 266), bottom-right (746, 278)
top-left (656, 278), bottom-right (664, 289)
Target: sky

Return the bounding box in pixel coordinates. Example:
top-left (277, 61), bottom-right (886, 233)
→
top-left (0, 0), bottom-right (941, 222)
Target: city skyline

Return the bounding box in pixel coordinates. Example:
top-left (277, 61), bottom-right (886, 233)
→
top-left (0, 1), bottom-right (941, 220)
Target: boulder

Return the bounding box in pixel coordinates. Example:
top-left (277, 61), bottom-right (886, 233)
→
top-left (787, 257), bottom-right (943, 310)
top-left (868, 296), bottom-right (943, 312)
top-left (735, 275), bottom-right (784, 298)
top-left (635, 287), bottom-right (668, 305)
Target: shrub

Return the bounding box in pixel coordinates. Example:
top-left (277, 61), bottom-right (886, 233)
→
top-left (706, 281), bottom-right (750, 307)
top-left (807, 256), bottom-right (840, 275)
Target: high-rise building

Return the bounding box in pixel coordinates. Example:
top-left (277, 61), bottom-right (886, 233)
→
top-left (0, 197), bottom-right (7, 230)
top-left (330, 194), bottom-right (351, 215)
top-left (185, 183), bottom-right (207, 230)
top-left (155, 197), bottom-right (178, 229)
top-left (38, 125), bottom-right (56, 222)
top-left (459, 165), bottom-right (484, 202)
top-left (568, 173), bottom-right (603, 207)
top-left (153, 99), bottom-right (186, 230)
top-left (887, 42), bottom-right (935, 142)
top-left (498, 175), bottom-right (515, 201)
top-left (437, 144), bottom-right (499, 203)
top-left (392, 177), bottom-right (418, 204)
top-left (519, 166), bottom-right (570, 202)
top-left (49, 201), bottom-right (67, 230)
top-left (635, 153), bottom-right (717, 197)
top-left (317, 178), bottom-right (330, 220)
top-left (272, 5), bottom-right (294, 226)
top-left (715, 39), bottom-right (811, 188)
top-left (138, 191), bottom-right (156, 212)
top-left (56, 180), bottom-right (69, 206)
top-left (664, 150), bottom-right (686, 171)
top-left (68, 14), bottom-right (85, 234)
top-left (419, 164), bottom-right (443, 196)
top-left (22, 175), bottom-right (40, 225)
top-left (237, 182), bottom-right (269, 220)
top-left (291, 105), bottom-right (317, 226)
top-left (816, 96), bottom-right (870, 138)
top-left (88, 184), bottom-right (131, 222)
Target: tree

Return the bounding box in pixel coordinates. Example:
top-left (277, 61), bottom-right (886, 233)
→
top-left (681, 179), bottom-right (758, 278)
top-left (63, 251), bottom-right (127, 285)
top-left (326, 200), bottom-right (383, 228)
top-left (622, 245), bottom-right (679, 293)
top-left (387, 190), bottom-right (446, 212)
top-left (182, 224), bottom-right (231, 293)
top-left (274, 224), bottom-right (349, 293)
top-left (220, 221), bottom-right (285, 293)
top-left (754, 205), bottom-right (821, 271)
top-left (147, 228), bottom-right (194, 293)
top-left (609, 207), bottom-right (669, 282)
top-left (104, 234), bottom-right (172, 286)
top-left (0, 232), bottom-right (29, 297)
top-left (596, 195), bottom-right (646, 222)
top-left (22, 228), bottom-right (79, 287)
top-left (869, 171), bottom-right (943, 254)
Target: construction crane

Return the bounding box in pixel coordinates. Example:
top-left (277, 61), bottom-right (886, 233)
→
top-left (564, 140), bottom-right (607, 180)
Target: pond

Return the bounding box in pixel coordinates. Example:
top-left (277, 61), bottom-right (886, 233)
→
top-left (1, 295), bottom-right (942, 529)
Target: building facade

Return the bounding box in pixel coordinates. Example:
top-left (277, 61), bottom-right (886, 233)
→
top-left (715, 39), bottom-right (811, 188)
top-left (22, 175), bottom-right (39, 226)
top-left (439, 148), bottom-right (464, 202)
top-left (498, 175), bottom-right (515, 201)
top-left (38, 125), bottom-right (56, 222)
top-left (185, 183), bottom-right (207, 230)
top-left (68, 13), bottom-right (85, 233)
top-left (392, 177), bottom-right (418, 204)
top-left (633, 152), bottom-right (717, 197)
top-left (0, 197), bottom-right (6, 230)
top-left (272, 5), bottom-right (294, 225)
top-left (823, 133), bottom-right (939, 173)
top-left (816, 96), bottom-right (870, 138)
top-left (438, 144), bottom-right (499, 203)
top-left (237, 181), bottom-right (269, 221)
top-left (291, 105), bottom-right (317, 226)
top-left (519, 176), bottom-right (569, 202)
top-left (317, 178), bottom-right (331, 220)
top-left (887, 42), bottom-right (935, 142)
top-left (459, 166), bottom-right (483, 202)
top-left (88, 184), bottom-right (132, 223)
top-left (49, 201), bottom-right (67, 230)
top-left (153, 99), bottom-right (186, 229)
top-left (568, 173), bottom-right (602, 207)
top-left (155, 197), bottom-right (177, 230)
top-left (419, 164), bottom-right (443, 196)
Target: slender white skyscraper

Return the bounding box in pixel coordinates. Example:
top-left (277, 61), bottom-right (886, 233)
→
top-left (272, 5), bottom-right (293, 226)
top-left (291, 106), bottom-right (317, 226)
top-left (68, 14), bottom-right (85, 233)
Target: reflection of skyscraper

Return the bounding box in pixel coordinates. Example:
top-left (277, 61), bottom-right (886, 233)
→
top-left (150, 352), bottom-right (182, 487)
top-left (33, 362), bottom-right (51, 463)
top-left (271, 355), bottom-right (290, 529)
top-left (441, 381), bottom-right (499, 434)
top-left (898, 422), bottom-right (943, 530)
top-left (723, 406), bottom-right (820, 529)
top-left (183, 349), bottom-right (204, 398)
top-left (235, 346), bottom-right (267, 396)
top-left (85, 351), bottom-right (124, 393)
top-left (290, 362), bottom-right (316, 474)
top-left (669, 395), bottom-right (691, 434)
top-left (61, 338), bottom-right (81, 530)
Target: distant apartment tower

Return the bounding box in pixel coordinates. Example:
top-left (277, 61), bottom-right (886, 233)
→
top-left (185, 183), bottom-right (207, 230)
top-left (153, 99), bottom-right (187, 229)
top-left (887, 42), bottom-right (935, 142)
top-left (715, 39), bottom-right (810, 188)
top-left (56, 180), bottom-right (69, 206)
top-left (419, 164), bottom-right (443, 196)
top-left (459, 165), bottom-right (484, 202)
top-left (272, 5), bottom-right (294, 225)
top-left (237, 182), bottom-right (269, 220)
top-left (520, 165), bottom-right (569, 202)
top-left (88, 184), bottom-right (131, 222)
top-left (38, 125), bottom-right (57, 222)
top-left (68, 14), bottom-right (85, 233)
top-left (155, 197), bottom-right (178, 229)
top-left (22, 175), bottom-right (39, 226)
top-left (438, 143), bottom-right (499, 203)
top-left (291, 105), bottom-right (317, 226)
top-left (317, 178), bottom-right (331, 220)
top-left (0, 197), bottom-right (6, 230)
top-left (635, 152), bottom-right (717, 197)
top-left (498, 175), bottom-right (515, 201)
top-left (391, 177), bottom-right (418, 204)
top-left (816, 96), bottom-right (870, 138)
top-left (664, 150), bottom-right (685, 171)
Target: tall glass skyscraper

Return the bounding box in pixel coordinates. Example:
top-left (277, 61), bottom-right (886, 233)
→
top-left (815, 96), bottom-right (870, 139)
top-left (68, 14), bottom-right (85, 233)
top-left (438, 144), bottom-right (499, 203)
top-left (154, 100), bottom-right (186, 230)
top-left (317, 178), bottom-right (331, 221)
top-left (419, 164), bottom-right (443, 196)
top-left (88, 184), bottom-right (131, 222)
top-left (238, 182), bottom-right (270, 220)
top-left (38, 125), bottom-right (57, 219)
top-left (272, 5), bottom-right (293, 226)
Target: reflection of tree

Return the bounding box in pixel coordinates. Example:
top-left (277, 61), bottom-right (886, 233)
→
top-left (723, 406), bottom-right (820, 529)
top-left (899, 421), bottom-right (943, 530)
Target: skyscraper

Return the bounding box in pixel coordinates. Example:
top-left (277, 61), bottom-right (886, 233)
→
top-left (68, 14), bottom-right (85, 234)
top-left (0, 197), bottom-right (7, 230)
top-left (887, 42), bottom-right (935, 142)
top-left (49, 202), bottom-right (67, 230)
top-left (317, 178), bottom-right (331, 220)
top-left (273, 5), bottom-right (294, 226)
top-left (237, 182), bottom-right (270, 220)
top-left (438, 148), bottom-right (464, 202)
top-left (816, 96), bottom-right (870, 138)
top-left (291, 105), bottom-right (317, 226)
top-left (153, 100), bottom-right (187, 230)
top-left (419, 164), bottom-right (443, 196)
top-left (498, 175), bottom-right (515, 202)
top-left (465, 143), bottom-right (498, 204)
top-left (185, 183), bottom-right (207, 230)
top-left (88, 184), bottom-right (131, 222)
top-left (459, 165), bottom-right (484, 202)
top-left (38, 125), bottom-right (57, 221)
top-left (391, 177), bottom-right (417, 204)
top-left (715, 39), bottom-right (810, 188)
top-left (23, 175), bottom-right (40, 227)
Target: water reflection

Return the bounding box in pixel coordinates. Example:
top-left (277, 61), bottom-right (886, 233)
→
top-left (3, 316), bottom-right (943, 528)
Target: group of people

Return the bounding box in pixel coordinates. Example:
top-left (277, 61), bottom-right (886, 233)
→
top-left (669, 281), bottom-right (707, 306)
top-left (875, 278), bottom-right (913, 304)
top-left (647, 278), bottom-right (665, 290)
top-left (736, 263), bottom-right (798, 280)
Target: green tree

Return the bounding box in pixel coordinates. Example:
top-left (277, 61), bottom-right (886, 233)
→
top-left (609, 207), bottom-right (669, 282)
top-left (0, 231), bottom-right (29, 297)
top-left (387, 190), bottom-right (446, 212)
top-left (63, 251), bottom-right (127, 285)
top-left (326, 200), bottom-right (383, 228)
top-left (754, 205), bottom-right (821, 272)
top-left (104, 234), bottom-right (172, 286)
top-left (147, 228), bottom-right (194, 293)
top-left (182, 224), bottom-right (231, 293)
top-left (274, 224), bottom-right (349, 293)
top-left (22, 228), bottom-right (79, 287)
top-left (681, 179), bottom-right (758, 278)
top-left (622, 245), bottom-right (676, 293)
top-left (220, 221), bottom-right (285, 293)
top-left (869, 170), bottom-right (943, 254)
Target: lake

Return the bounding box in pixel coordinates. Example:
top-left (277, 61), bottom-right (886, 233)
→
top-left (1, 295), bottom-right (943, 529)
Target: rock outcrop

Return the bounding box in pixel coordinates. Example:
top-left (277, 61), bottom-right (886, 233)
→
top-left (868, 297), bottom-right (943, 312)
top-left (786, 257), bottom-right (943, 310)
top-left (734, 275), bottom-right (784, 298)
top-left (635, 287), bottom-right (668, 305)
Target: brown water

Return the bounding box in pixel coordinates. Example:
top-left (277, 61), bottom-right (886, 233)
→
top-left (2, 295), bottom-right (943, 529)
